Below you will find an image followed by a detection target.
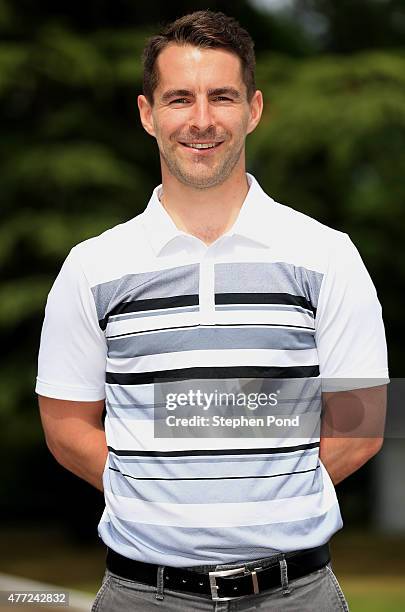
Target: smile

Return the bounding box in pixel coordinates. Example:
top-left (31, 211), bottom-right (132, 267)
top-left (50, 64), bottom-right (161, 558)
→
top-left (180, 142), bottom-right (223, 149)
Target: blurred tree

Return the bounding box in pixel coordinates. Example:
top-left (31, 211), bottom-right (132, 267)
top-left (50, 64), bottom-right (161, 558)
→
top-left (2, 0), bottom-right (314, 55)
top-left (290, 0), bottom-right (405, 53)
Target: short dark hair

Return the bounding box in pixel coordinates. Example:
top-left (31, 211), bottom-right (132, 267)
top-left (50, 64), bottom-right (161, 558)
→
top-left (142, 10), bottom-right (256, 104)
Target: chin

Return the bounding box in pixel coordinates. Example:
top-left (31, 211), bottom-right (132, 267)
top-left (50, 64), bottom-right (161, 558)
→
top-left (183, 177), bottom-right (226, 190)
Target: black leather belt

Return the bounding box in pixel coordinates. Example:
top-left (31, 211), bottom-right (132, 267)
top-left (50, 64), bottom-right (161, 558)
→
top-left (106, 543), bottom-right (330, 601)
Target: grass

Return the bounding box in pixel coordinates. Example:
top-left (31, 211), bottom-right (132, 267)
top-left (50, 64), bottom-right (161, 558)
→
top-left (332, 532), bottom-right (405, 611)
top-left (341, 577), bottom-right (405, 611)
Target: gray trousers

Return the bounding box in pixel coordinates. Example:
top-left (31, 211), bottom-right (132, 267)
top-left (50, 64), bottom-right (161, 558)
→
top-left (92, 555), bottom-right (349, 612)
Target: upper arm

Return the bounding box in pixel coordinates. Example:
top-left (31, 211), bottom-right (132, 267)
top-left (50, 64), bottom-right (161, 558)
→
top-left (315, 235), bottom-right (388, 454)
top-left (315, 234), bottom-right (388, 386)
top-left (38, 396), bottom-right (105, 450)
top-left (36, 247), bottom-right (107, 402)
top-left (321, 385), bottom-right (387, 444)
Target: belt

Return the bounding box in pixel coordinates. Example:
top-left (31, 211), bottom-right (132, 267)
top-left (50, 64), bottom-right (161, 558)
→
top-left (106, 543), bottom-right (330, 601)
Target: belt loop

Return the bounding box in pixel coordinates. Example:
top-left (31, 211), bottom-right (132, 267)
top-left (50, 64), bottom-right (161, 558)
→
top-left (155, 565), bottom-right (165, 600)
top-left (279, 555), bottom-right (291, 596)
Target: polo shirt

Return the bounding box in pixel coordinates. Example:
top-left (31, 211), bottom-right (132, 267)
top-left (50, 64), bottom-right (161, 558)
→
top-left (36, 173), bottom-right (388, 567)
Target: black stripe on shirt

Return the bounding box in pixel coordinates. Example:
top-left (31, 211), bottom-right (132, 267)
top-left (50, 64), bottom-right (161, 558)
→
top-left (100, 294), bottom-right (199, 330)
top-left (108, 465), bottom-right (319, 481)
top-left (107, 441), bottom-right (319, 457)
top-left (106, 322), bottom-right (315, 340)
top-left (105, 365), bottom-right (320, 385)
top-left (215, 292), bottom-right (316, 315)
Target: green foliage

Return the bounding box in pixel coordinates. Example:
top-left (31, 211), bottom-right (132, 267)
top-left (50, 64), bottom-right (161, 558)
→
top-left (252, 51), bottom-right (405, 224)
top-left (290, 0), bottom-right (405, 53)
top-left (9, 143), bottom-right (139, 190)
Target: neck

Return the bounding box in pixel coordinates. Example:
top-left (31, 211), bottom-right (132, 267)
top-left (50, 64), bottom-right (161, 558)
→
top-left (159, 168), bottom-right (249, 246)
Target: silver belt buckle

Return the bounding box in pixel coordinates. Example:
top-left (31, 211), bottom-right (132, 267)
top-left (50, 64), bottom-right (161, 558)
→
top-left (208, 566), bottom-right (260, 601)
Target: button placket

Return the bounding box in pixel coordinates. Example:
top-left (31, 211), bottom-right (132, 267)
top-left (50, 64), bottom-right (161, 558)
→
top-left (198, 250), bottom-right (216, 325)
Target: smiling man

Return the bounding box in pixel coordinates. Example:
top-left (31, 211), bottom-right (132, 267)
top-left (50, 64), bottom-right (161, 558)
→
top-left (36, 10), bottom-right (388, 611)
top-left (138, 38), bottom-right (263, 244)
top-left (143, 46), bottom-right (252, 188)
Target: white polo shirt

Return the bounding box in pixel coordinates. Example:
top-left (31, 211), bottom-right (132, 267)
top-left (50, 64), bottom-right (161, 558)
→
top-left (36, 174), bottom-right (388, 567)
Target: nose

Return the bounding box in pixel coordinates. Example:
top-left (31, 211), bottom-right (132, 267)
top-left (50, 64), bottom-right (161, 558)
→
top-left (189, 97), bottom-right (215, 134)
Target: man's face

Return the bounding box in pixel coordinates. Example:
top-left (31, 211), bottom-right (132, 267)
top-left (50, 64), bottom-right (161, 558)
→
top-left (138, 44), bottom-right (263, 189)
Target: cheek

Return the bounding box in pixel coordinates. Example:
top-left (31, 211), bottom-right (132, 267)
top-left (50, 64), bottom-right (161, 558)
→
top-left (217, 110), bottom-right (249, 133)
top-left (154, 112), bottom-right (189, 140)
top-left (239, 110), bottom-right (251, 130)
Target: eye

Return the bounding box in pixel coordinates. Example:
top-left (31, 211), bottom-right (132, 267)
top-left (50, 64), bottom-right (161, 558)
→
top-left (170, 98), bottom-right (190, 104)
top-left (212, 96), bottom-right (232, 102)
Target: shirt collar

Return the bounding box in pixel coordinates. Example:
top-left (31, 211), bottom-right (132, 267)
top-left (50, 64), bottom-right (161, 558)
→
top-left (141, 173), bottom-right (275, 256)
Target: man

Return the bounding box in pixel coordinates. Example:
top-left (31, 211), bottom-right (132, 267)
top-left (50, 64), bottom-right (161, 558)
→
top-left (36, 10), bottom-right (388, 611)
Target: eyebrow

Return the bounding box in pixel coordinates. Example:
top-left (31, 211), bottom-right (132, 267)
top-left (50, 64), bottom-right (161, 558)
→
top-left (208, 87), bottom-right (242, 99)
top-left (160, 87), bottom-right (242, 103)
top-left (161, 89), bottom-right (193, 103)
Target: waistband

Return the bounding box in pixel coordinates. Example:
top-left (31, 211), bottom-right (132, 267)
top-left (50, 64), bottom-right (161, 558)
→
top-left (106, 543), bottom-right (330, 602)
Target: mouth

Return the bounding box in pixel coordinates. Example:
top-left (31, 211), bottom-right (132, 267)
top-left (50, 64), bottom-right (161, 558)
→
top-left (179, 141), bottom-right (224, 150)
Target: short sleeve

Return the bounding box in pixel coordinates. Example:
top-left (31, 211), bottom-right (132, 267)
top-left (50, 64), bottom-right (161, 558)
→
top-left (315, 234), bottom-right (389, 391)
top-left (35, 246), bottom-right (107, 401)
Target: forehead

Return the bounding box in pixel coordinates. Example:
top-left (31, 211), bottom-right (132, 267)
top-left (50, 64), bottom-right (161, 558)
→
top-left (155, 44), bottom-right (244, 93)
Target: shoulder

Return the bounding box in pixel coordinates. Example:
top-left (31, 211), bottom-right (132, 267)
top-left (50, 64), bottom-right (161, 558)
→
top-left (64, 211), bottom-right (150, 287)
top-left (274, 198), bottom-right (348, 246)
top-left (266, 195), bottom-right (354, 272)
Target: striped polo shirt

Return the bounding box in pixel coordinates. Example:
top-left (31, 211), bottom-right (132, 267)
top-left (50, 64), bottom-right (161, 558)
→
top-left (36, 174), bottom-right (388, 567)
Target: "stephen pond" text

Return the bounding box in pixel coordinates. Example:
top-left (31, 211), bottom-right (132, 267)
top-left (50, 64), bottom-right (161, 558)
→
top-left (165, 415), bottom-right (300, 428)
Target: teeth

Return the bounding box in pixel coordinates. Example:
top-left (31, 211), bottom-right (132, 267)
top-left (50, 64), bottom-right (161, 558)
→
top-left (185, 143), bottom-right (217, 149)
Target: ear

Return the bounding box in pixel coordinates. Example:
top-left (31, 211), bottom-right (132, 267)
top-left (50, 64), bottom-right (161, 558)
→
top-left (246, 90), bottom-right (264, 135)
top-left (137, 94), bottom-right (156, 137)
